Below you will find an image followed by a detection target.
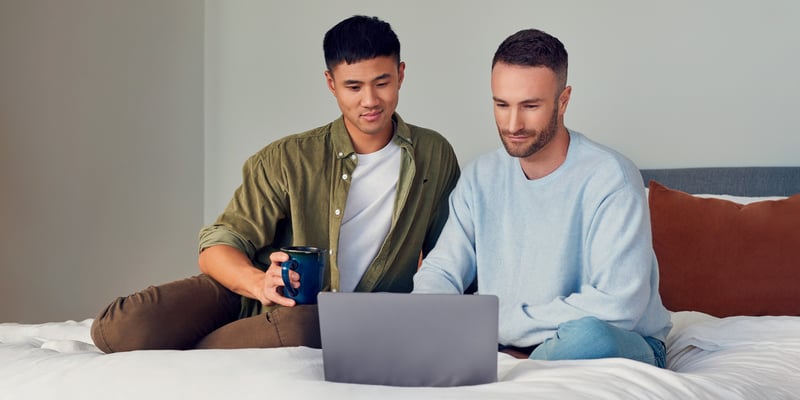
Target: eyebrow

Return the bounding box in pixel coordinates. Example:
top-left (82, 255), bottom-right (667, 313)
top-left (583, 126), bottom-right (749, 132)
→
top-left (344, 73), bottom-right (392, 86)
top-left (492, 96), bottom-right (545, 104)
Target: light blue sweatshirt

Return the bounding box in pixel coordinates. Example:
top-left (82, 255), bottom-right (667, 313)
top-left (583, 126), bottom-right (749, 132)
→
top-left (413, 131), bottom-right (672, 347)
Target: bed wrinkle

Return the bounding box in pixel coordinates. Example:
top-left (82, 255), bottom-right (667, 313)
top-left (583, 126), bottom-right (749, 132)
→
top-left (39, 339), bottom-right (102, 353)
top-left (669, 314), bottom-right (800, 352)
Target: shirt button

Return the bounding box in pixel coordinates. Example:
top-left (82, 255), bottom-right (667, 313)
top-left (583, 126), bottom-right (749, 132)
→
top-left (338, 152), bottom-right (343, 157)
top-left (342, 174), bottom-right (348, 180)
top-left (350, 155), bottom-right (356, 160)
top-left (334, 209), bottom-right (341, 216)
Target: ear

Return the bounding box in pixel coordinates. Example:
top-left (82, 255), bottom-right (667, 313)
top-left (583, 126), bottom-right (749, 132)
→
top-left (397, 61), bottom-right (406, 89)
top-left (324, 70), bottom-right (336, 95)
top-left (558, 85), bottom-right (572, 115)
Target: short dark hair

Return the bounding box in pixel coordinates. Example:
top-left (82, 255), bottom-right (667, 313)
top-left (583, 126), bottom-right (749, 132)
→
top-left (323, 15), bottom-right (400, 71)
top-left (492, 29), bottom-right (568, 88)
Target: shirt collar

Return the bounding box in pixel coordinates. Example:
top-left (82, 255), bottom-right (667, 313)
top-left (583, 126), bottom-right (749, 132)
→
top-left (331, 113), bottom-right (412, 159)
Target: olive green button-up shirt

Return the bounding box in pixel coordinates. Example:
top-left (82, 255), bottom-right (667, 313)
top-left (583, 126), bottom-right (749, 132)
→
top-left (198, 114), bottom-right (460, 315)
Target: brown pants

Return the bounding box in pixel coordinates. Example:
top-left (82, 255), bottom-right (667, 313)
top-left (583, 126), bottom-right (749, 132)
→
top-left (90, 274), bottom-right (321, 353)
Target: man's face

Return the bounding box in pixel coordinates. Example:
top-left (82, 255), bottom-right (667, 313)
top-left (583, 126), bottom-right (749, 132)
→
top-left (491, 62), bottom-right (570, 159)
top-left (325, 56), bottom-right (404, 141)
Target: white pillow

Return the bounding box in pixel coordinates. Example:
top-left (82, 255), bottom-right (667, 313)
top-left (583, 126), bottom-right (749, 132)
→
top-left (644, 188), bottom-right (787, 204)
top-left (691, 193), bottom-right (788, 204)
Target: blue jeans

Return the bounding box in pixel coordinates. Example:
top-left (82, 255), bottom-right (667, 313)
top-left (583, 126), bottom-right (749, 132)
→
top-left (528, 316), bottom-right (666, 368)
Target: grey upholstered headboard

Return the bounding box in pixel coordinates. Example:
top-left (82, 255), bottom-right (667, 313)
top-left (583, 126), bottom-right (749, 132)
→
top-left (640, 167), bottom-right (800, 197)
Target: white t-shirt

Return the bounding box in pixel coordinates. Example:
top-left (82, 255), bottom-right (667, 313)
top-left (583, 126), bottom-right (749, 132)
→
top-left (337, 140), bottom-right (401, 292)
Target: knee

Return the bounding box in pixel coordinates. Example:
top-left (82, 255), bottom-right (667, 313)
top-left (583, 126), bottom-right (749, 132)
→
top-left (90, 299), bottom-right (122, 353)
top-left (531, 316), bottom-right (622, 361)
top-left (558, 316), bottom-right (614, 339)
top-left (557, 317), bottom-right (620, 357)
top-left (90, 296), bottom-right (163, 353)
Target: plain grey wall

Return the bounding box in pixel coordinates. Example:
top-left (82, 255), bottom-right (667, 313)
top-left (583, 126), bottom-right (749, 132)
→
top-left (0, 0), bottom-right (204, 322)
top-left (205, 0), bottom-right (800, 223)
top-left (2, 1), bottom-right (799, 323)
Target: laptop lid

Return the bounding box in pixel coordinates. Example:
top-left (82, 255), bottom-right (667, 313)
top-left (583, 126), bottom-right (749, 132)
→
top-left (317, 292), bottom-right (498, 387)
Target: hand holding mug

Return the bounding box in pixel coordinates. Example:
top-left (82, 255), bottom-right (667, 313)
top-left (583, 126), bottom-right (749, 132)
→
top-left (262, 252), bottom-right (297, 307)
top-left (277, 246), bottom-right (326, 305)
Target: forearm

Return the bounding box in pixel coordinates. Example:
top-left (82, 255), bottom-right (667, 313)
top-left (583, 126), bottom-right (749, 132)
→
top-left (414, 217), bottom-right (475, 294)
top-left (415, 177), bottom-right (476, 294)
top-left (198, 244), bottom-right (265, 301)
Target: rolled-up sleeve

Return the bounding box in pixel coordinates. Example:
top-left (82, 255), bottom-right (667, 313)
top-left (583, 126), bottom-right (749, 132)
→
top-left (198, 149), bottom-right (287, 260)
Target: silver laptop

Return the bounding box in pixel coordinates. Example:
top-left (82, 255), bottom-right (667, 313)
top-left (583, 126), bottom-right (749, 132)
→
top-left (317, 292), bottom-right (498, 387)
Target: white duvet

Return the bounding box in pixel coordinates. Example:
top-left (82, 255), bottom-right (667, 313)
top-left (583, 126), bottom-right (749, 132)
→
top-left (2, 312), bottom-right (799, 400)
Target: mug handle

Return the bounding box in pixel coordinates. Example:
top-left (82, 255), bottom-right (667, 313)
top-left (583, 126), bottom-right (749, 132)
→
top-left (281, 259), bottom-right (299, 297)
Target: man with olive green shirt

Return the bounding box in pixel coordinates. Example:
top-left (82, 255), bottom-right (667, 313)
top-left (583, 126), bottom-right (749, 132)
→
top-left (200, 113), bottom-right (458, 316)
top-left (90, 15), bottom-right (459, 353)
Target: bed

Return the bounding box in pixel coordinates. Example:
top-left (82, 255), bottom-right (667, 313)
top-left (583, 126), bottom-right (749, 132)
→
top-left (2, 167), bottom-right (799, 400)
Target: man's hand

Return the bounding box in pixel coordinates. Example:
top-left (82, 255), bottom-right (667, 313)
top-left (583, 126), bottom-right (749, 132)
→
top-left (198, 244), bottom-right (300, 308)
top-left (261, 251), bottom-right (300, 307)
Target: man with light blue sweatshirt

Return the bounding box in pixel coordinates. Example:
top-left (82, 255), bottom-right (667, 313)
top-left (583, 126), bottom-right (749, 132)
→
top-left (413, 29), bottom-right (672, 367)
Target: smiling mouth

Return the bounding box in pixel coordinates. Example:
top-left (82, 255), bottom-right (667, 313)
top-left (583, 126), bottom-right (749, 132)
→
top-left (505, 134), bottom-right (530, 141)
top-left (361, 110), bottom-right (382, 121)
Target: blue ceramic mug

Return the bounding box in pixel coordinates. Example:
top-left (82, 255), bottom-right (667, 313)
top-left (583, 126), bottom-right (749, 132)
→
top-left (280, 246), bottom-right (326, 304)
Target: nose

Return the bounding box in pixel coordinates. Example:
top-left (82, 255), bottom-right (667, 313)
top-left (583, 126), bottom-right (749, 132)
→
top-left (507, 108), bottom-right (523, 134)
top-left (362, 87), bottom-right (379, 108)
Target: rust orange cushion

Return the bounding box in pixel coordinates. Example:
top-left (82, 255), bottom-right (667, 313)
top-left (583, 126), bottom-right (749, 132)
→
top-left (648, 180), bottom-right (800, 317)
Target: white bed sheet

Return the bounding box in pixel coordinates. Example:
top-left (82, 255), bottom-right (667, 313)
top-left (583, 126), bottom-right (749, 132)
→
top-left (2, 312), bottom-right (799, 400)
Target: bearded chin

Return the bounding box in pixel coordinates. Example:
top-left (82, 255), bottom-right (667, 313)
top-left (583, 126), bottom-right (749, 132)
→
top-left (498, 107), bottom-right (559, 159)
top-left (500, 133), bottom-right (545, 158)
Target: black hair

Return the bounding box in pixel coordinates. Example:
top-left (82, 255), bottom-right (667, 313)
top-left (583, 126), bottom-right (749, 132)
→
top-left (492, 29), bottom-right (568, 87)
top-left (323, 15), bottom-right (400, 71)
